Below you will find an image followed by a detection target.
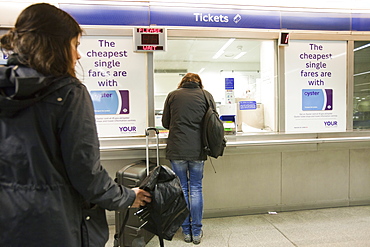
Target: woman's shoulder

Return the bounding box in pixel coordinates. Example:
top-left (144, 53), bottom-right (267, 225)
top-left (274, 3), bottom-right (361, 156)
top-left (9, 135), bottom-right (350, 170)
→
top-left (42, 76), bottom-right (87, 103)
top-left (56, 76), bottom-right (82, 85)
top-left (50, 76), bottom-right (85, 91)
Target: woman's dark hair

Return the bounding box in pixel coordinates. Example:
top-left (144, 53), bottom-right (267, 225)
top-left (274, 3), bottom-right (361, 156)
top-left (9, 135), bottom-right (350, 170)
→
top-left (178, 73), bottom-right (203, 89)
top-left (0, 3), bottom-right (82, 77)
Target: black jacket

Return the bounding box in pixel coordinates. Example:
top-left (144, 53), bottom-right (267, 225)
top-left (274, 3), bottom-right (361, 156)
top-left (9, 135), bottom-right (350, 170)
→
top-left (0, 58), bottom-right (135, 247)
top-left (162, 81), bottom-right (216, 161)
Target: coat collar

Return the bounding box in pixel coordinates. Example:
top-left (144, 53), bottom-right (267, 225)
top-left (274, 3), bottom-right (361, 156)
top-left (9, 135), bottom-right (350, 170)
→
top-left (180, 81), bottom-right (200, 89)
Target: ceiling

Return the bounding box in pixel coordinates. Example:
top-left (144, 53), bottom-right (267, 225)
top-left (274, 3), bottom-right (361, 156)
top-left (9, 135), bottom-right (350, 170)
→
top-left (153, 37), bottom-right (262, 72)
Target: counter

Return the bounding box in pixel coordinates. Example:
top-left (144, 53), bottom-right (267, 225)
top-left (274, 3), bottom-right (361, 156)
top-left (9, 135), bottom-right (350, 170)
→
top-left (100, 131), bottom-right (370, 223)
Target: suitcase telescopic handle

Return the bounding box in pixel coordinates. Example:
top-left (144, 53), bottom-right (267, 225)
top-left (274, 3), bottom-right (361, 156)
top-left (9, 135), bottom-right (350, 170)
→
top-left (145, 127), bottom-right (159, 136)
top-left (145, 127), bottom-right (160, 176)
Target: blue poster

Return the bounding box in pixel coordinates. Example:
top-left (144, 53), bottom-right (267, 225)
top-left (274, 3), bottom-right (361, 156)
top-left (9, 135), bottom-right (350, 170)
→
top-left (225, 78), bottom-right (234, 90)
top-left (239, 101), bottom-right (257, 110)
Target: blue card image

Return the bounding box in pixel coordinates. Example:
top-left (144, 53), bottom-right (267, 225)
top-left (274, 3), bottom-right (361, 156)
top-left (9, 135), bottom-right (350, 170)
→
top-left (90, 90), bottom-right (119, 114)
top-left (302, 89), bottom-right (333, 111)
top-left (90, 90), bottom-right (130, 115)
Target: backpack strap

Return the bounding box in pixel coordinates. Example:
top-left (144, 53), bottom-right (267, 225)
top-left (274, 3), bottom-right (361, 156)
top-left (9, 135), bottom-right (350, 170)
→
top-left (201, 89), bottom-right (217, 173)
top-left (201, 89), bottom-right (211, 150)
top-left (201, 89), bottom-right (216, 110)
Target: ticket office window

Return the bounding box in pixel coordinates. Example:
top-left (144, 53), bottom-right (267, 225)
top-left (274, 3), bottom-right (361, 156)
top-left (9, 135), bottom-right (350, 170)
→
top-left (153, 37), bottom-right (277, 133)
top-left (353, 41), bottom-right (370, 129)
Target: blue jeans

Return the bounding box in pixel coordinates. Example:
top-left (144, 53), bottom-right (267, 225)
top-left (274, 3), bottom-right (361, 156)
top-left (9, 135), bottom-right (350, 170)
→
top-left (170, 160), bottom-right (204, 237)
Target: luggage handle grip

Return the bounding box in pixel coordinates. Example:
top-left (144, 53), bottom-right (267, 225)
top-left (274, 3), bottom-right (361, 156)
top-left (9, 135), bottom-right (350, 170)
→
top-left (145, 127), bottom-right (160, 176)
top-left (145, 127), bottom-right (159, 136)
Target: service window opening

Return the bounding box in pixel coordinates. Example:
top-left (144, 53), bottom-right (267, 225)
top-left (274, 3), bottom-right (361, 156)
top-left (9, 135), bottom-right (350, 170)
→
top-left (153, 37), bottom-right (276, 133)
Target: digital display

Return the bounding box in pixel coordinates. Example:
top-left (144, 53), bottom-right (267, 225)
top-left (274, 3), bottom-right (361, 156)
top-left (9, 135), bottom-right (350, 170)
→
top-left (141, 34), bottom-right (159, 45)
top-left (137, 28), bottom-right (163, 33)
top-left (134, 27), bottom-right (166, 52)
top-left (137, 46), bottom-right (164, 51)
top-left (279, 32), bottom-right (290, 46)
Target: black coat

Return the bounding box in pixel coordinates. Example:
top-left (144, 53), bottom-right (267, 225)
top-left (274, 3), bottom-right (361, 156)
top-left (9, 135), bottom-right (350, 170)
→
top-left (0, 61), bottom-right (135, 247)
top-left (162, 81), bottom-right (216, 161)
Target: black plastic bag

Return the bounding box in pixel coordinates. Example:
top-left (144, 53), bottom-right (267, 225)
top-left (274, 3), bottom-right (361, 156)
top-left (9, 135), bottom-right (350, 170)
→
top-left (135, 165), bottom-right (189, 246)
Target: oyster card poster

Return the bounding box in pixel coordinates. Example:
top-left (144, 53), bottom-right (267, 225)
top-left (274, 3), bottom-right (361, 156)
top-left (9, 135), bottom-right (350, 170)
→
top-left (77, 36), bottom-right (147, 137)
top-left (285, 40), bottom-right (346, 132)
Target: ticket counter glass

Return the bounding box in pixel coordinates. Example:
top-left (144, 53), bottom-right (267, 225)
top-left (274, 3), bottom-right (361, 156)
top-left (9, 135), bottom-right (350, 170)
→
top-left (353, 41), bottom-right (370, 130)
top-left (153, 37), bottom-right (277, 133)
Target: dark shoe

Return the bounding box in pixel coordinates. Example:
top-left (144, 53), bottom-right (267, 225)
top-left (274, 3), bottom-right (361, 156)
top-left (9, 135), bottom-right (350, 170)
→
top-left (192, 231), bottom-right (203, 245)
top-left (183, 233), bottom-right (192, 243)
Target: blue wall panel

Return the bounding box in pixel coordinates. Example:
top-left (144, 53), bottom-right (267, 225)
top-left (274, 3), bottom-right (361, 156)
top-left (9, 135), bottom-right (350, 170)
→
top-left (281, 11), bottom-right (351, 31)
top-left (60, 4), bottom-right (149, 26)
top-left (352, 13), bottom-right (370, 31)
top-left (60, 3), bottom-right (370, 31)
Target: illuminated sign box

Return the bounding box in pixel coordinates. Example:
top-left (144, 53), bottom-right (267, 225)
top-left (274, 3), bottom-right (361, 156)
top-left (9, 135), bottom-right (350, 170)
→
top-left (133, 27), bottom-right (167, 52)
top-left (279, 32), bottom-right (290, 46)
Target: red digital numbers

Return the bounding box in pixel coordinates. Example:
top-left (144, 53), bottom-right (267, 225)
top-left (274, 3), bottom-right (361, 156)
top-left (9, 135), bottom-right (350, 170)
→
top-left (141, 34), bottom-right (159, 45)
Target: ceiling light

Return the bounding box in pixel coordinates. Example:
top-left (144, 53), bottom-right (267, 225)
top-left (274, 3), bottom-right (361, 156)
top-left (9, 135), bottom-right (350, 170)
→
top-left (212, 38), bottom-right (235, 59)
top-left (354, 43), bottom-right (370, 52)
top-left (234, 52), bottom-right (247, 59)
top-left (354, 71), bottom-right (370, 77)
top-left (212, 50), bottom-right (224, 59)
top-left (355, 82), bottom-right (370, 86)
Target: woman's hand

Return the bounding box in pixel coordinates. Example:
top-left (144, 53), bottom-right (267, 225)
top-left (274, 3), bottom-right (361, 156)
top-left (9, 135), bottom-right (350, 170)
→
top-left (131, 188), bottom-right (152, 208)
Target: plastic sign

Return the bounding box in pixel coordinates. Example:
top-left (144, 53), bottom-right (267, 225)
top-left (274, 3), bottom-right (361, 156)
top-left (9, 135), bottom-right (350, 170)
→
top-left (134, 27), bottom-right (167, 52)
top-left (239, 101), bottom-right (257, 110)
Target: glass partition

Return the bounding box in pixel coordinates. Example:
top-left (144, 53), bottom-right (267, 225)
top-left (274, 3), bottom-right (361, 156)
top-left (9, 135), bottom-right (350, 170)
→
top-left (354, 41), bottom-right (370, 129)
top-left (153, 37), bottom-right (276, 133)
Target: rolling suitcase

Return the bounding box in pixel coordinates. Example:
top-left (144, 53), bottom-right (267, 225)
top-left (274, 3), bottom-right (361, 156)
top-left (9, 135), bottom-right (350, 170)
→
top-left (114, 127), bottom-right (160, 247)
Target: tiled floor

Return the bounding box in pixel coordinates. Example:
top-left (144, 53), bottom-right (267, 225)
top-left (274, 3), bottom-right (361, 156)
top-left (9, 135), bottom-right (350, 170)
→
top-left (106, 205), bottom-right (370, 246)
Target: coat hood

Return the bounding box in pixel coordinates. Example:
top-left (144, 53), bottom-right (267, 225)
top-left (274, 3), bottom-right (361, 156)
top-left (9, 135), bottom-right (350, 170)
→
top-left (0, 55), bottom-right (60, 117)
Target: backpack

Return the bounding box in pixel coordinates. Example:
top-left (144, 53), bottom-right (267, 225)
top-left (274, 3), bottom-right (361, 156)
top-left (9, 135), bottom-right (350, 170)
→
top-left (201, 90), bottom-right (227, 158)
